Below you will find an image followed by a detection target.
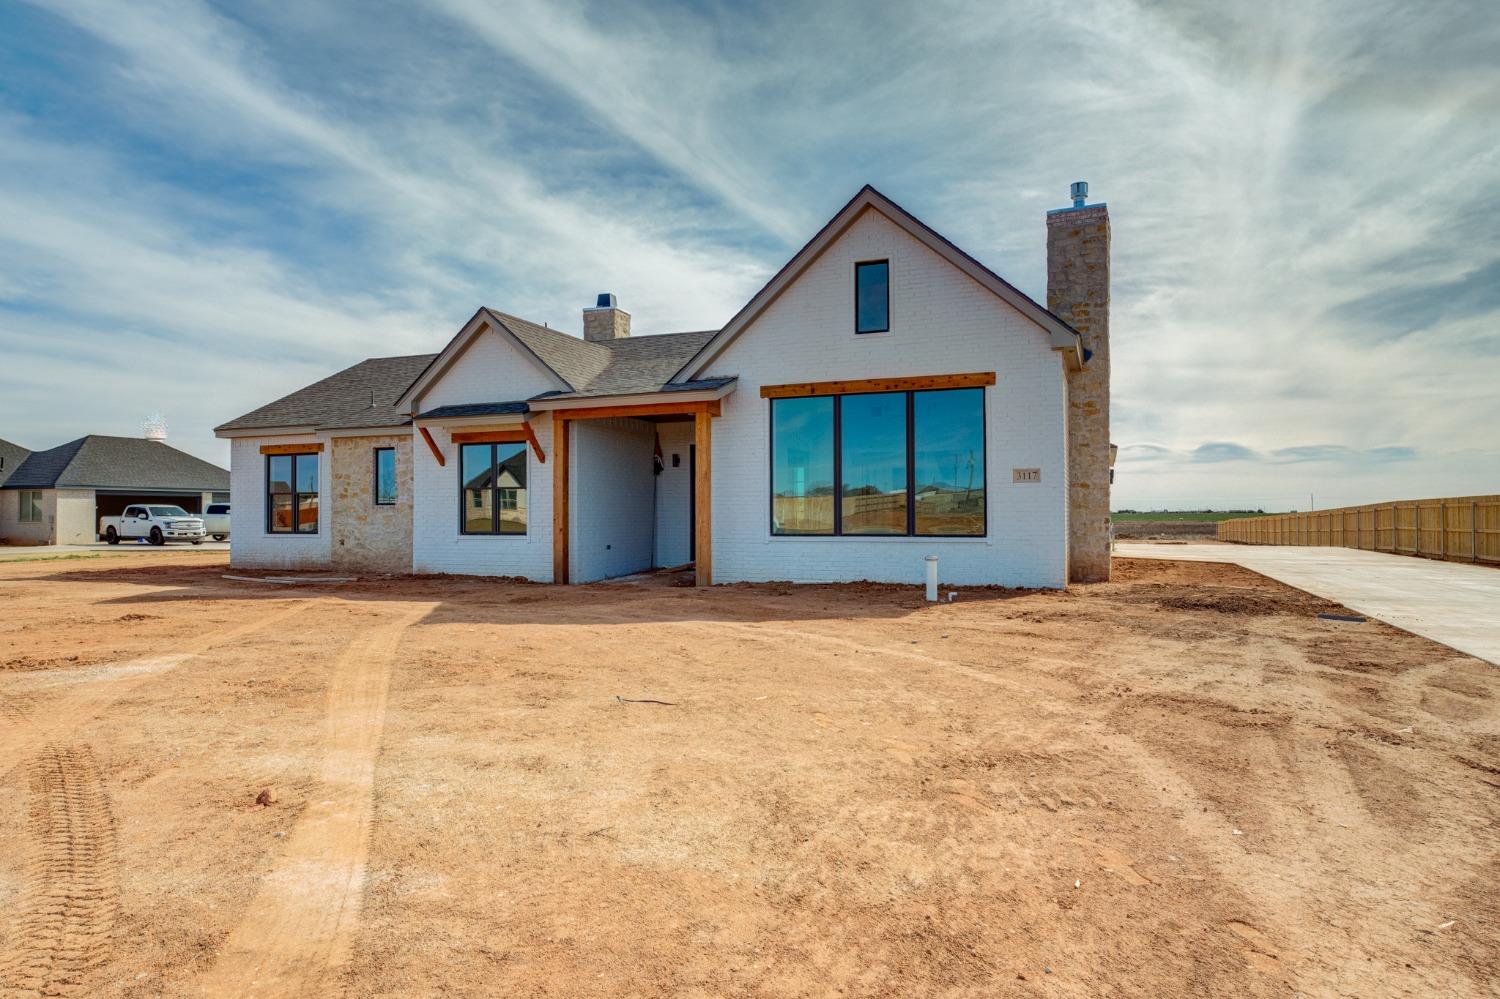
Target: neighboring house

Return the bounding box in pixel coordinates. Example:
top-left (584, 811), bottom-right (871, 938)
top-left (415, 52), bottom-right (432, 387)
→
top-left (0, 436), bottom-right (230, 546)
top-left (217, 184), bottom-right (1112, 586)
top-left (0, 438), bottom-right (31, 488)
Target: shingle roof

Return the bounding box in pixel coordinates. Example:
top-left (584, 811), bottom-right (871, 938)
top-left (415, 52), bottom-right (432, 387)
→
top-left (2, 436), bottom-right (229, 491)
top-left (480, 311), bottom-right (720, 398)
top-left (216, 354), bottom-right (436, 433)
top-left (417, 401), bottom-right (530, 420)
top-left (222, 318), bottom-right (725, 436)
top-left (0, 438), bottom-right (31, 487)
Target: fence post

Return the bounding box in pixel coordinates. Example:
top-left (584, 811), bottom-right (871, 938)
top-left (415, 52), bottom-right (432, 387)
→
top-left (1391, 504), bottom-right (1398, 552)
top-left (1415, 503), bottom-right (1422, 556)
top-left (1475, 501), bottom-right (1481, 563)
top-left (1439, 501), bottom-right (1445, 559)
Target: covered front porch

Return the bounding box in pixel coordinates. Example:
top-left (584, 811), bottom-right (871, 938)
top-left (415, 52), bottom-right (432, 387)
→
top-left (548, 397), bottom-right (719, 586)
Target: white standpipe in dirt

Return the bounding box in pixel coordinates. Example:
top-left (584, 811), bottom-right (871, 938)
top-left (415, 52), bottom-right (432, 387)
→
top-left (925, 555), bottom-right (939, 602)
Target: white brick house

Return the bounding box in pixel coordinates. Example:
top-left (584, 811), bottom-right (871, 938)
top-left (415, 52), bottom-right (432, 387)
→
top-left (217, 185), bottom-right (1111, 587)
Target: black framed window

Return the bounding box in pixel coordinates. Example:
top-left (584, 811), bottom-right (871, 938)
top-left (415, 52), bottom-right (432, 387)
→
top-left (267, 452), bottom-right (319, 534)
top-left (841, 392), bottom-right (907, 535)
top-left (460, 442), bottom-right (527, 535)
top-left (855, 260), bottom-right (890, 333)
top-left (770, 387), bottom-right (985, 537)
top-left (374, 447), bottom-right (397, 505)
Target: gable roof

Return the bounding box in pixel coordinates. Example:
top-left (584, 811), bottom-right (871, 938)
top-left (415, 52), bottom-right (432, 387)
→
top-left (396, 308), bottom-right (726, 411)
top-left (2, 436), bottom-right (228, 492)
top-left (0, 438), bottom-right (30, 487)
top-left (669, 184), bottom-right (1084, 382)
top-left (217, 354), bottom-right (437, 434)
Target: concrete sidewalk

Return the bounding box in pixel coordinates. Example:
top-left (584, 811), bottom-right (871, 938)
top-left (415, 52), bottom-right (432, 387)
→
top-left (1115, 543), bottom-right (1499, 666)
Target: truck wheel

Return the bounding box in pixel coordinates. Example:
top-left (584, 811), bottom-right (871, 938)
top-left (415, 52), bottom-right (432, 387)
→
top-left (212, 534), bottom-right (227, 541)
top-left (191, 539), bottom-right (203, 546)
top-left (149, 527), bottom-right (164, 546)
top-left (105, 527), bottom-right (119, 545)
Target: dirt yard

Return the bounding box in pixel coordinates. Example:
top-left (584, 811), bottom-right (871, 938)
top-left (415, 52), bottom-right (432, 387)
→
top-left (0, 552), bottom-right (1496, 998)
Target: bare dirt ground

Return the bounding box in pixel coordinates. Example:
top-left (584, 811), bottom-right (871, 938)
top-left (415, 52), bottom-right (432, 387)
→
top-left (0, 552), bottom-right (1496, 998)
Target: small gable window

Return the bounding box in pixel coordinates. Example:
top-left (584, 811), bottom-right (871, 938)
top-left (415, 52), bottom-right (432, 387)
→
top-left (855, 260), bottom-right (889, 334)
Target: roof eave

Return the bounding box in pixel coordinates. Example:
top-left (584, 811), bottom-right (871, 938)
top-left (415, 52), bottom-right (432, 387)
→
top-left (526, 380), bottom-right (737, 412)
top-left (394, 309), bottom-right (575, 413)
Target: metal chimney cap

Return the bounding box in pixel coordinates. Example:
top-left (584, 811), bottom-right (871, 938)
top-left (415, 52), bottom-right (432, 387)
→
top-left (1070, 181), bottom-right (1088, 208)
top-left (594, 293), bottom-right (617, 309)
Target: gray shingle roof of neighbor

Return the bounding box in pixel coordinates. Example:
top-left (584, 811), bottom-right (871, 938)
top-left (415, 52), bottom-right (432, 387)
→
top-left (216, 354), bottom-right (437, 433)
top-left (0, 438), bottom-right (31, 487)
top-left (1, 436), bottom-right (229, 491)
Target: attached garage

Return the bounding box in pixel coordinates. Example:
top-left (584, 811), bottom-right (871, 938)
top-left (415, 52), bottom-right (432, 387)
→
top-left (0, 435), bottom-right (229, 545)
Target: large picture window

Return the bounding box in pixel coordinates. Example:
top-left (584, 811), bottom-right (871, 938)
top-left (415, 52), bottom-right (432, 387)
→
top-left (770, 396), bottom-right (835, 535)
top-left (267, 453), bottom-right (319, 533)
top-left (460, 442), bottom-right (528, 535)
top-left (770, 387), bottom-right (985, 538)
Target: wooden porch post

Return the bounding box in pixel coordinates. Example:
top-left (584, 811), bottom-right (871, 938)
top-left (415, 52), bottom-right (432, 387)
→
top-left (552, 414), bottom-right (569, 584)
top-left (694, 409), bottom-right (712, 586)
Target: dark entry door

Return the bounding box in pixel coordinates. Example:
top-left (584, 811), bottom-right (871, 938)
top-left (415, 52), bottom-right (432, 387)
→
top-left (688, 444), bottom-right (696, 559)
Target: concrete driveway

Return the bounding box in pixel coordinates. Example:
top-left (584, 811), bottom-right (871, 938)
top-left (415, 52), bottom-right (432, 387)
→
top-left (0, 540), bottom-right (230, 560)
top-left (1116, 542), bottom-right (1500, 666)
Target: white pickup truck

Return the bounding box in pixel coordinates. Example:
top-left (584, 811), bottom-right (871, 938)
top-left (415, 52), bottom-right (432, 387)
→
top-left (202, 502), bottom-right (231, 541)
top-left (100, 504), bottom-right (206, 545)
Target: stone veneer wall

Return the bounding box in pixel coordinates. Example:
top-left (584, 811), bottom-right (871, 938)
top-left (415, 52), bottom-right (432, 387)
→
top-left (582, 306), bottom-right (631, 342)
top-left (1047, 203), bottom-right (1112, 583)
top-left (330, 434), bottom-right (413, 573)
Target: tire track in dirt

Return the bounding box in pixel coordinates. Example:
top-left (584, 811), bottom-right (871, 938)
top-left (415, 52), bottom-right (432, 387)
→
top-left (0, 744), bottom-right (119, 999)
top-left (194, 602), bottom-right (432, 999)
top-left (0, 602), bottom-right (308, 772)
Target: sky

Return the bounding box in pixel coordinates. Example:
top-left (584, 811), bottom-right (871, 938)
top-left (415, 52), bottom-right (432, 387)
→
top-left (1, 0), bottom-right (1496, 511)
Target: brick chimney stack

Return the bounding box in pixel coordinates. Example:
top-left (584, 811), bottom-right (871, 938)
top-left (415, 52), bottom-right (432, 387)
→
top-left (583, 293), bottom-right (631, 342)
top-left (1046, 182), bottom-right (1111, 583)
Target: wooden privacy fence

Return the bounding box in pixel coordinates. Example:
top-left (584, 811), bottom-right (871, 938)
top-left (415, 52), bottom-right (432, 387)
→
top-left (1217, 494), bottom-right (1500, 565)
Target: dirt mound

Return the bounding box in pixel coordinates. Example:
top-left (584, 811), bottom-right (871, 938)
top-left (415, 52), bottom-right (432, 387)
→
top-left (1120, 582), bottom-right (1340, 616)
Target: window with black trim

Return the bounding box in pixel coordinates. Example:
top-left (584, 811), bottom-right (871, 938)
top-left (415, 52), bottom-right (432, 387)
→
top-left (374, 447), bottom-right (397, 505)
top-left (770, 387), bottom-right (985, 537)
top-left (855, 260), bottom-right (890, 333)
top-left (460, 442), bottom-right (527, 535)
top-left (267, 453), bottom-right (319, 533)
top-left (19, 490), bottom-right (43, 523)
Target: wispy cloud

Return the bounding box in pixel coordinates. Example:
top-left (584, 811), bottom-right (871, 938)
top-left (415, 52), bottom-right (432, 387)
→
top-left (0, 0), bottom-right (1496, 506)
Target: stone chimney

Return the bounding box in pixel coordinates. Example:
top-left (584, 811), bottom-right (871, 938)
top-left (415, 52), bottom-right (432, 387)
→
top-left (583, 293), bottom-right (631, 342)
top-left (1047, 181), bottom-right (1111, 583)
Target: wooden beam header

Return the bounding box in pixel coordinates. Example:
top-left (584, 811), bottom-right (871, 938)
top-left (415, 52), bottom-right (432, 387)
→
top-left (451, 429), bottom-right (528, 444)
top-left (760, 372), bottom-right (995, 399)
top-left (549, 399), bottom-right (721, 422)
top-left (259, 442), bottom-right (324, 455)
top-left (451, 423), bottom-right (547, 464)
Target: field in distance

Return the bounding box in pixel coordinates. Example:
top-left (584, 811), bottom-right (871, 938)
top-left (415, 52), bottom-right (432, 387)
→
top-left (1111, 510), bottom-right (1290, 539)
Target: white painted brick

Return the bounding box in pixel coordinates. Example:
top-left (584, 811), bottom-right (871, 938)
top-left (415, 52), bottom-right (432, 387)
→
top-left (227, 208), bottom-right (1070, 588)
top-left (699, 208), bottom-right (1069, 588)
top-left (570, 418), bottom-right (655, 582)
top-left (228, 434), bottom-right (333, 569)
